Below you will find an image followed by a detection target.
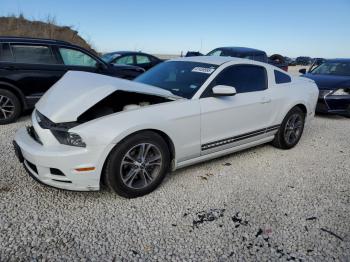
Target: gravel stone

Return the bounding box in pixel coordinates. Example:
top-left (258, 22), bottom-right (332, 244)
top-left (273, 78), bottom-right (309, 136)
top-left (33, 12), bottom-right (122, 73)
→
top-left (0, 113), bottom-right (349, 261)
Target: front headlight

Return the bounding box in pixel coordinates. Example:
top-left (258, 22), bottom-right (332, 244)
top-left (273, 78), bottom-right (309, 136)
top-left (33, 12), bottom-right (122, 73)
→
top-left (332, 88), bottom-right (350, 96)
top-left (35, 110), bottom-right (85, 147)
top-left (51, 130), bottom-right (86, 147)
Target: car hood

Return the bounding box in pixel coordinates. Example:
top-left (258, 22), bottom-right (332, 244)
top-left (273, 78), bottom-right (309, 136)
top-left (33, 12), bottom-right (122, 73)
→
top-left (302, 73), bottom-right (350, 90)
top-left (36, 71), bottom-right (180, 123)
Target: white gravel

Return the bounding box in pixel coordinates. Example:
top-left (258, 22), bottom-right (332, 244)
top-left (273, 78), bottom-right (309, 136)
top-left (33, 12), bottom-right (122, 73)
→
top-left (0, 114), bottom-right (349, 261)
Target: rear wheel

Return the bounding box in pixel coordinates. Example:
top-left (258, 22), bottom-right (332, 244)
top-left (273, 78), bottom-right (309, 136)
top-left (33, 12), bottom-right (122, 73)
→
top-left (0, 89), bottom-right (21, 125)
top-left (272, 107), bottom-right (305, 149)
top-left (104, 131), bottom-right (170, 198)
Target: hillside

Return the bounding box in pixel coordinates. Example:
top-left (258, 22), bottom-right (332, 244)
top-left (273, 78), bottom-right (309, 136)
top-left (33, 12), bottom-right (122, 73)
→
top-left (0, 15), bottom-right (96, 53)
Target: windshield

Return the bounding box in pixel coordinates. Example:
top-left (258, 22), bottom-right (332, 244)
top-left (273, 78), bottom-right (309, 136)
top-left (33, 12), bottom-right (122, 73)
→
top-left (134, 61), bottom-right (218, 98)
top-left (101, 53), bottom-right (120, 63)
top-left (311, 61), bottom-right (350, 76)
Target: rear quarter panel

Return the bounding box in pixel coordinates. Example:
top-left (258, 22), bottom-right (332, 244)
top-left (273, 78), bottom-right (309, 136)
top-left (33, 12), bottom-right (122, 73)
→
top-left (269, 73), bottom-right (318, 125)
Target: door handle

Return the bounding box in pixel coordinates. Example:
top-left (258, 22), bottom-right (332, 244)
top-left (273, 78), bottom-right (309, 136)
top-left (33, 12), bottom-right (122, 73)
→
top-left (261, 97), bottom-right (271, 104)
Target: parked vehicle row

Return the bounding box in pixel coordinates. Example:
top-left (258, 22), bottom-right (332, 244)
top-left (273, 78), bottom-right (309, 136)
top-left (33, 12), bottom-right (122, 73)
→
top-left (186, 46), bottom-right (289, 71)
top-left (13, 56), bottom-right (319, 197)
top-left (0, 37), bottom-right (145, 124)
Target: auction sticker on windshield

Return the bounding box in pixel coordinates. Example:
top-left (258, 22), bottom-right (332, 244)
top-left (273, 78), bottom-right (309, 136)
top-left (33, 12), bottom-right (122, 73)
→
top-left (192, 67), bottom-right (216, 74)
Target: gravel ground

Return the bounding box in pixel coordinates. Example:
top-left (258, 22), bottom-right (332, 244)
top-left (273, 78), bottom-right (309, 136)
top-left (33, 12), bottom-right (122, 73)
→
top-left (0, 114), bottom-right (349, 261)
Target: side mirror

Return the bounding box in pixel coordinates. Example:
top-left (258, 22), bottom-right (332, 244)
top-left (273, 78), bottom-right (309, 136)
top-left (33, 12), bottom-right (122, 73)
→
top-left (212, 85), bottom-right (237, 96)
top-left (299, 68), bottom-right (306, 74)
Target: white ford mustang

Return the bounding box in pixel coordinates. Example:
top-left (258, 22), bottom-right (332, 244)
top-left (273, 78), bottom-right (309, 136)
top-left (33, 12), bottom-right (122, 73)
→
top-left (14, 56), bottom-right (318, 197)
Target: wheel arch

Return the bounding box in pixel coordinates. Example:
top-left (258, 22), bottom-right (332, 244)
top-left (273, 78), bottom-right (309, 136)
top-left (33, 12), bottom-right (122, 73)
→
top-left (100, 128), bottom-right (176, 185)
top-left (0, 81), bottom-right (27, 110)
top-left (294, 103), bottom-right (307, 116)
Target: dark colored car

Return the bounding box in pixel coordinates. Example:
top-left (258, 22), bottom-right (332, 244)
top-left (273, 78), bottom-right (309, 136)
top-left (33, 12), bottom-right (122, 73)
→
top-left (301, 59), bottom-right (350, 117)
top-left (101, 51), bottom-right (163, 71)
top-left (206, 47), bottom-right (288, 71)
top-left (0, 37), bottom-right (145, 124)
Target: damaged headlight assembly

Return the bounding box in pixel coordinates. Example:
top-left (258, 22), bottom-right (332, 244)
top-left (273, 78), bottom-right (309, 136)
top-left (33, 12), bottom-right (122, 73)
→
top-left (35, 110), bottom-right (86, 147)
top-left (50, 130), bottom-right (86, 147)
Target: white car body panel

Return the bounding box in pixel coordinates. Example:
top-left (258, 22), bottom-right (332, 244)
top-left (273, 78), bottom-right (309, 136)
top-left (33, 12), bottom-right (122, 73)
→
top-left (14, 56), bottom-right (319, 191)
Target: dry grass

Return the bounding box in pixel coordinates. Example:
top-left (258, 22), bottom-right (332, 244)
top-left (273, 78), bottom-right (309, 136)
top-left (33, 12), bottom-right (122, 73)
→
top-left (0, 14), bottom-right (96, 54)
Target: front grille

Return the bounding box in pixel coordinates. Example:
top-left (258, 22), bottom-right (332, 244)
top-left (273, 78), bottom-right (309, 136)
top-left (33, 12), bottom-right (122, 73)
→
top-left (26, 160), bottom-right (38, 174)
top-left (52, 179), bottom-right (72, 183)
top-left (26, 126), bottom-right (42, 145)
top-left (50, 168), bottom-right (65, 176)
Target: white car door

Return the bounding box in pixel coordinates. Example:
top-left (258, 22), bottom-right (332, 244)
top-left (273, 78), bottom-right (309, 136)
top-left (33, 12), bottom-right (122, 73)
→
top-left (199, 64), bottom-right (276, 155)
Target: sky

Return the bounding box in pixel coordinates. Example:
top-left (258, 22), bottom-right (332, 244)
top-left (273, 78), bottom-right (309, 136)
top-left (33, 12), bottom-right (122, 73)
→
top-left (1, 0), bottom-right (349, 58)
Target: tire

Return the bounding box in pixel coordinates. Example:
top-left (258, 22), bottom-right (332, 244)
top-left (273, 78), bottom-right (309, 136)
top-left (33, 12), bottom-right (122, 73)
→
top-left (104, 131), bottom-right (170, 198)
top-left (272, 107), bottom-right (305, 149)
top-left (0, 89), bottom-right (22, 125)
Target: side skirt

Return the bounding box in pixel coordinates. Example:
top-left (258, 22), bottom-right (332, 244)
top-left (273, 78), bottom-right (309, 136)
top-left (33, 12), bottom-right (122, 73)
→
top-left (174, 135), bottom-right (275, 170)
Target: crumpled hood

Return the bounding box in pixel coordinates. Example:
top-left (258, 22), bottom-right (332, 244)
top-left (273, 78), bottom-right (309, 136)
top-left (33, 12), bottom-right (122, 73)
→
top-left (36, 71), bottom-right (179, 123)
top-left (302, 73), bottom-right (350, 90)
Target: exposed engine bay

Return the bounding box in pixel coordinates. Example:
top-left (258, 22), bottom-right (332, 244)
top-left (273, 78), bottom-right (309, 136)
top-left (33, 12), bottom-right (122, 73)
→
top-left (77, 90), bottom-right (173, 123)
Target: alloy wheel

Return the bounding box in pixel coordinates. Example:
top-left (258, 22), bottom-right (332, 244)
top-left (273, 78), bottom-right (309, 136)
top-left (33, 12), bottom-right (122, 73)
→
top-left (284, 114), bottom-right (303, 145)
top-left (120, 143), bottom-right (162, 189)
top-left (0, 95), bottom-right (15, 120)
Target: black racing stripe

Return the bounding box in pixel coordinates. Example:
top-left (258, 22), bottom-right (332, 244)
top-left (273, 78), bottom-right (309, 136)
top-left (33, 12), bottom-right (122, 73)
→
top-left (202, 124), bottom-right (281, 151)
top-left (202, 128), bottom-right (266, 148)
top-left (266, 124), bottom-right (280, 132)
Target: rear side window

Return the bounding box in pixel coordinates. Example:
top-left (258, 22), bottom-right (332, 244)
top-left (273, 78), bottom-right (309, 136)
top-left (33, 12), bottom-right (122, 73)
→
top-left (0, 43), bottom-right (13, 62)
top-left (274, 70), bottom-right (291, 84)
top-left (136, 55), bottom-right (151, 64)
top-left (11, 44), bottom-right (57, 64)
top-left (212, 65), bottom-right (267, 93)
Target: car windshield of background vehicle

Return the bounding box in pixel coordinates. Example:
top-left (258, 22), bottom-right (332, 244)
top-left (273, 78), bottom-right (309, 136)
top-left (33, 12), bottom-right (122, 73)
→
top-left (311, 62), bottom-right (350, 76)
top-left (101, 53), bottom-right (121, 63)
top-left (134, 61), bottom-right (218, 98)
top-left (207, 50), bottom-right (222, 56)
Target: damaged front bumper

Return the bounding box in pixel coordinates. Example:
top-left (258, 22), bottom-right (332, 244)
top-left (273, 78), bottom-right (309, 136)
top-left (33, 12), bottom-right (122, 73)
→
top-left (14, 127), bottom-right (105, 191)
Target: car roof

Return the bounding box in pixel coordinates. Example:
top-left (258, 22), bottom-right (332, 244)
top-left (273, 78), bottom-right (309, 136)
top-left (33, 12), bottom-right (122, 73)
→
top-left (104, 51), bottom-right (151, 56)
top-left (212, 46), bottom-right (266, 55)
top-left (0, 36), bottom-right (75, 45)
top-left (326, 58), bottom-right (350, 63)
top-left (169, 55), bottom-right (257, 65)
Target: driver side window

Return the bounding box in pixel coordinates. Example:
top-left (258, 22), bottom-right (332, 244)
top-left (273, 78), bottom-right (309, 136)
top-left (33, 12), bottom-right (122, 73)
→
top-left (208, 65), bottom-right (268, 95)
top-left (59, 48), bottom-right (97, 67)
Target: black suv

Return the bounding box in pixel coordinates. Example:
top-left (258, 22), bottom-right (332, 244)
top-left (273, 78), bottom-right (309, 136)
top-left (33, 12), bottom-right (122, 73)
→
top-left (0, 37), bottom-right (145, 124)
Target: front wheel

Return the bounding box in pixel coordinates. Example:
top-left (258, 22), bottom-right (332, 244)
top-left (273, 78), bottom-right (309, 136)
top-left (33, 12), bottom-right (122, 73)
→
top-left (272, 107), bottom-right (305, 149)
top-left (104, 131), bottom-right (170, 198)
top-left (0, 89), bottom-right (22, 125)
